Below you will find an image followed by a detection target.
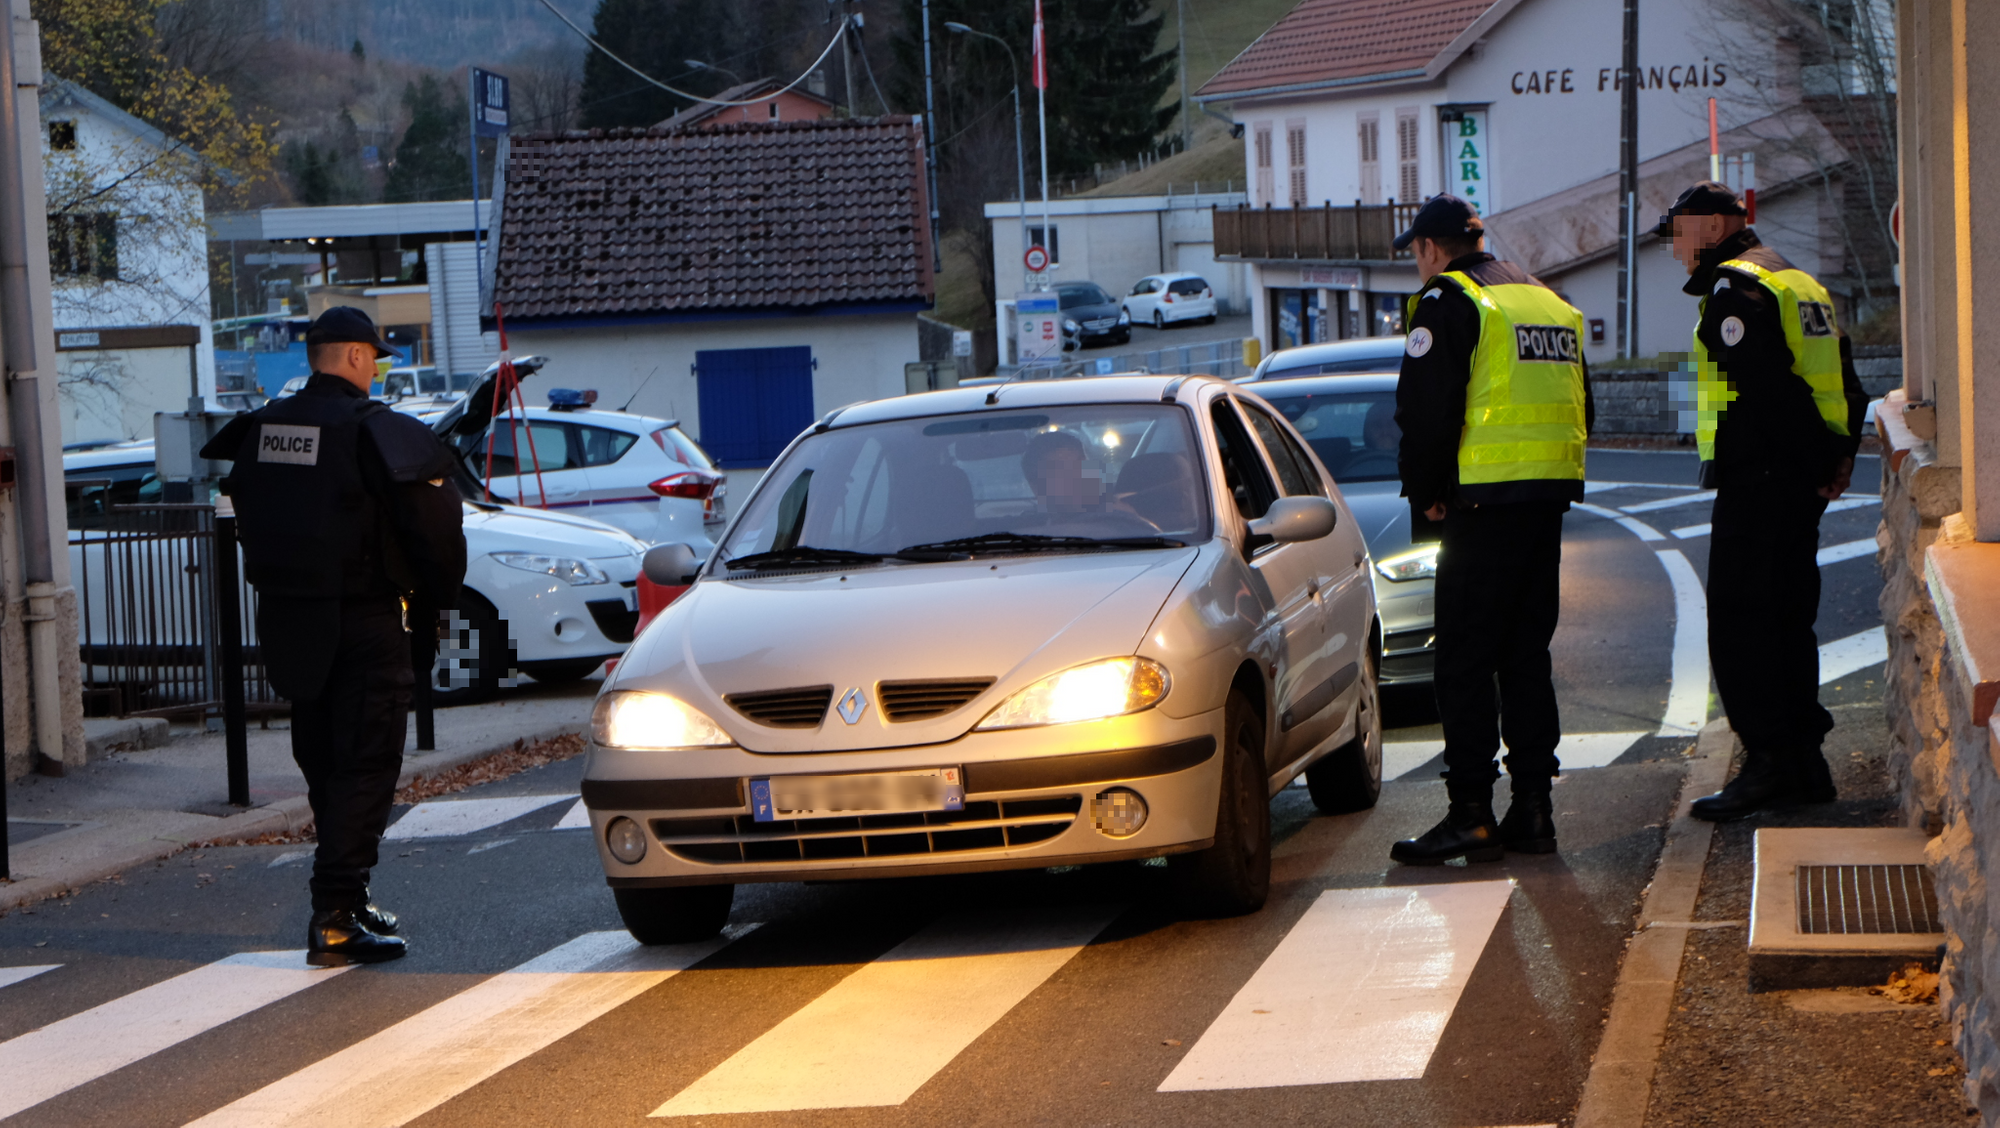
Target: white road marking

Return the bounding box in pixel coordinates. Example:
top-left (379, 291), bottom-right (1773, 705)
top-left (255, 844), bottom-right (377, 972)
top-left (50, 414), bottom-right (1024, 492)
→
top-left (0, 951), bottom-right (343, 1120)
top-left (1654, 549), bottom-right (1711, 737)
top-left (1825, 495), bottom-right (1881, 513)
top-left (1817, 538), bottom-right (1878, 566)
top-left (1559, 731), bottom-right (1650, 769)
top-left (1671, 522), bottom-right (1711, 539)
top-left (187, 928), bottom-right (750, 1128)
top-left (384, 795), bottom-right (574, 840)
top-left (1583, 480), bottom-right (1687, 494)
top-left (1820, 626), bottom-right (1888, 685)
top-left (1158, 881), bottom-right (1516, 1091)
top-left (652, 906), bottom-right (1118, 1116)
top-left (465, 837), bottom-right (516, 856)
top-left (268, 850), bottom-right (312, 868)
top-left (1574, 502), bottom-right (1667, 542)
top-left (1618, 491), bottom-right (1715, 514)
top-left (1383, 740), bottom-right (1445, 781)
top-left (0, 965), bottom-right (58, 991)
top-left (552, 799), bottom-right (592, 830)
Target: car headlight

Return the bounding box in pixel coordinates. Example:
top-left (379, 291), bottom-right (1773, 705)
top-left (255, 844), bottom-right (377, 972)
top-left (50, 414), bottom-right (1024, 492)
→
top-left (491, 552), bottom-right (609, 585)
top-left (1063, 318), bottom-right (1079, 332)
top-left (974, 657), bottom-right (1169, 730)
top-left (591, 691), bottom-right (734, 749)
top-left (1118, 309), bottom-right (1131, 323)
top-left (1374, 544), bottom-right (1440, 582)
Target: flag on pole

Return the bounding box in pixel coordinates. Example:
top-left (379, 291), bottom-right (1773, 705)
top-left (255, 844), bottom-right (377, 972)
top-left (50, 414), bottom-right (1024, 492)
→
top-left (1032, 0), bottom-right (1047, 90)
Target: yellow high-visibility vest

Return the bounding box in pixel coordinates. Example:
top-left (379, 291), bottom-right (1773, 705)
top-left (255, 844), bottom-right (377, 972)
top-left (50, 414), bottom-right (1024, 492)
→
top-left (1689, 259), bottom-right (1849, 461)
top-left (1407, 272), bottom-right (1588, 486)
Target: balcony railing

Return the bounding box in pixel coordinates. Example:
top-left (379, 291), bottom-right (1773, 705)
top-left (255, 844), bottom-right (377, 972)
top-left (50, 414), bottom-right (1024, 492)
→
top-left (1213, 202), bottom-right (1422, 263)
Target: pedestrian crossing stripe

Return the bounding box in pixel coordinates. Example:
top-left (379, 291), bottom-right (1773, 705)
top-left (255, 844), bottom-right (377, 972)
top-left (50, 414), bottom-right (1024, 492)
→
top-left (1159, 881), bottom-right (1516, 1090)
top-left (0, 964), bottom-right (58, 991)
top-left (1820, 625), bottom-right (1887, 685)
top-left (0, 951), bottom-right (345, 1121)
top-left (384, 794), bottom-right (574, 840)
top-left (553, 798), bottom-right (591, 829)
top-left (186, 927), bottom-right (751, 1128)
top-left (1375, 731), bottom-right (1649, 784)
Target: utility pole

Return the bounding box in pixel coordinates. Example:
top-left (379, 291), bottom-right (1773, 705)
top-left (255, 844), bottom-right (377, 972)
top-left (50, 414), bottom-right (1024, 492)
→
top-left (1178, 0), bottom-right (1191, 153)
top-left (1615, 0), bottom-right (1639, 358)
top-left (842, 0), bottom-right (860, 116)
top-left (921, 0), bottom-right (941, 272)
top-left (1035, 0), bottom-right (1050, 284)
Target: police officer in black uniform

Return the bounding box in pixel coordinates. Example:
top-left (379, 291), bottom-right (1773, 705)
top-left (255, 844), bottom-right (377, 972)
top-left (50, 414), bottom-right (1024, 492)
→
top-left (1387, 195), bottom-right (1595, 865)
top-left (203, 307), bottom-right (466, 965)
top-left (1658, 184), bottom-right (1867, 820)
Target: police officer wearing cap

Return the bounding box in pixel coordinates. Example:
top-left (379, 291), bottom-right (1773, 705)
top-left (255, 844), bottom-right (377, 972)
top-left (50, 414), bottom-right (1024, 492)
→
top-left (1387, 195), bottom-right (1594, 865)
top-left (1659, 183), bottom-right (1866, 821)
top-left (202, 307), bottom-right (466, 965)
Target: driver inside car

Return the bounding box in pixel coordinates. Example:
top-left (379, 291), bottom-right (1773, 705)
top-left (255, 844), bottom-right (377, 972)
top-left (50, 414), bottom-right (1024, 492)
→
top-left (1023, 430), bottom-right (1108, 516)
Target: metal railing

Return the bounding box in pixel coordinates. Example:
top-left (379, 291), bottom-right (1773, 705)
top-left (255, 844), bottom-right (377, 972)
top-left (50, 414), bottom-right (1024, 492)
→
top-left (1213, 202), bottom-right (1423, 263)
top-left (69, 489), bottom-right (277, 720)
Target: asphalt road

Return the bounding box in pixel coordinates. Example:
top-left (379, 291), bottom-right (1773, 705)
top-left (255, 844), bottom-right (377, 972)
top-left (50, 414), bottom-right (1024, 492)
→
top-left (0, 448), bottom-right (1888, 1128)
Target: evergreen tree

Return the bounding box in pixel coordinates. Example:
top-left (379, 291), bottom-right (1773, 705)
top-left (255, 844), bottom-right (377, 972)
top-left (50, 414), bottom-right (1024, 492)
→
top-left (577, 0), bottom-right (736, 129)
top-left (383, 75), bottom-right (471, 202)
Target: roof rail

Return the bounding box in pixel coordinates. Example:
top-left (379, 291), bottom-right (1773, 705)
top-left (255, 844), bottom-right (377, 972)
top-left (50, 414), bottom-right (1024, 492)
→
top-left (1161, 375), bottom-right (1194, 403)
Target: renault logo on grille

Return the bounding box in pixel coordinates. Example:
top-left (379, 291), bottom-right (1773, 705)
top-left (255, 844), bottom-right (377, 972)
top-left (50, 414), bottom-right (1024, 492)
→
top-left (836, 687), bottom-right (868, 725)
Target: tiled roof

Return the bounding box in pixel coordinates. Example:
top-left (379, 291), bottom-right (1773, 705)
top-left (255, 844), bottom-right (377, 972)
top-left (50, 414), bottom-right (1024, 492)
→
top-left (493, 118), bottom-right (933, 323)
top-left (1197, 0), bottom-right (1500, 99)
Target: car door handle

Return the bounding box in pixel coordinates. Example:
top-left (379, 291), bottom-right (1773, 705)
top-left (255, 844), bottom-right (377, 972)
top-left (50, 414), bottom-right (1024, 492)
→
top-left (1353, 551), bottom-right (1367, 569)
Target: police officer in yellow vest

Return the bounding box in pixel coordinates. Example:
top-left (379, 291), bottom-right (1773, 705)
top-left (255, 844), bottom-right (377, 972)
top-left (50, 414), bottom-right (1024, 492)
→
top-left (1660, 182), bottom-right (1867, 820)
top-left (1388, 195), bottom-right (1594, 865)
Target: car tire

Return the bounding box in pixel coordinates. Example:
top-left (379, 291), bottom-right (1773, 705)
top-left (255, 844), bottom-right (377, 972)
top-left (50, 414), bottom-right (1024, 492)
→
top-left (1306, 649), bottom-right (1383, 814)
top-left (430, 590), bottom-right (514, 706)
top-left (1153, 310), bottom-right (1166, 330)
top-left (614, 884), bottom-right (734, 944)
top-left (1204, 314), bottom-right (1217, 325)
top-left (1169, 688), bottom-right (1271, 917)
top-left (519, 657), bottom-right (608, 684)
top-left (1115, 330), bottom-right (1131, 346)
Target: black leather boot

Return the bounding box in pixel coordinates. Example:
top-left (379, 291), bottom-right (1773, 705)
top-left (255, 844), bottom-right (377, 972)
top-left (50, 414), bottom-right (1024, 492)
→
top-left (1690, 752), bottom-right (1834, 821)
top-left (1391, 801), bottom-right (1503, 865)
top-left (1499, 783), bottom-right (1557, 854)
top-left (357, 893), bottom-right (399, 936)
top-left (308, 907), bottom-right (407, 967)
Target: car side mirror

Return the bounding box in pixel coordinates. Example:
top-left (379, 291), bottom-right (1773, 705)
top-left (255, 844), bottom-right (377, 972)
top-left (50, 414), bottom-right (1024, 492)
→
top-left (642, 542), bottom-right (701, 586)
top-left (1247, 496), bottom-right (1337, 543)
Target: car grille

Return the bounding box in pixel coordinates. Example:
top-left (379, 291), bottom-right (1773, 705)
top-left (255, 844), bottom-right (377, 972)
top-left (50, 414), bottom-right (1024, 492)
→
top-left (878, 678), bottom-right (994, 722)
top-left (652, 796), bottom-right (1082, 864)
top-left (1084, 318), bottom-right (1116, 330)
top-left (1384, 628), bottom-right (1435, 654)
top-left (724, 685), bottom-right (833, 728)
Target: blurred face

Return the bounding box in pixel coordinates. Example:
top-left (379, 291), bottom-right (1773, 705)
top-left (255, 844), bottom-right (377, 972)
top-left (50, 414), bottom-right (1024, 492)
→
top-left (1671, 213), bottom-right (1744, 274)
top-left (1030, 445), bottom-right (1100, 512)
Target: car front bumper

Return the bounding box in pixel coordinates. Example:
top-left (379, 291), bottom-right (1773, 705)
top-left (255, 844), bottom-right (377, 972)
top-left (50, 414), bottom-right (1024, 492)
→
top-left (580, 706), bottom-right (1226, 886)
top-left (1375, 575), bottom-right (1435, 684)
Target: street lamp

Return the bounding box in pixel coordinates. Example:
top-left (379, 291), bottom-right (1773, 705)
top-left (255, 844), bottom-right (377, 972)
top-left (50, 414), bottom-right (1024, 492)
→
top-left (945, 22), bottom-right (1031, 292)
top-left (683, 58), bottom-right (744, 86)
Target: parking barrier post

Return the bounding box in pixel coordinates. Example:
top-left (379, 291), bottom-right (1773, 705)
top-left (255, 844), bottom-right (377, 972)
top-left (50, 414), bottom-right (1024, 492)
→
top-left (212, 501), bottom-right (249, 807)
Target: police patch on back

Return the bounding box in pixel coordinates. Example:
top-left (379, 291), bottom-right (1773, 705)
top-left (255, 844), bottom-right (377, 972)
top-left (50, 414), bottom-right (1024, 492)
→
top-left (1514, 324), bottom-right (1580, 364)
top-left (259, 423), bottom-right (321, 465)
top-left (1798, 300), bottom-right (1835, 337)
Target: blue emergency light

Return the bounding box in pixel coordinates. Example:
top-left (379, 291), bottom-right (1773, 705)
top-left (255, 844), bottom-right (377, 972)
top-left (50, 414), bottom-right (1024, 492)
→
top-left (547, 388), bottom-right (598, 411)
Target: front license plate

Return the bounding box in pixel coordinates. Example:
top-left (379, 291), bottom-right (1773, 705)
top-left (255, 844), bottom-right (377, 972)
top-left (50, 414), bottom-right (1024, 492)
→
top-left (750, 768), bottom-right (965, 822)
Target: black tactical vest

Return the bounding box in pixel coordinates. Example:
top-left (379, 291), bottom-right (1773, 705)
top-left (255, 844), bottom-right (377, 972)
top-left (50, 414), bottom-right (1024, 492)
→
top-left (221, 386), bottom-right (392, 599)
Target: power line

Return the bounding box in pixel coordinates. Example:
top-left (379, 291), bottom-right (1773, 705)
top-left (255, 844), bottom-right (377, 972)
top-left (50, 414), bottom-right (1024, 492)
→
top-left (534, 0), bottom-right (849, 108)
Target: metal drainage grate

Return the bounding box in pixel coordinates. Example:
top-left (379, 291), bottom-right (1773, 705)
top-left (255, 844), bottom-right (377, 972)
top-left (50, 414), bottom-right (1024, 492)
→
top-left (1796, 864), bottom-right (1942, 935)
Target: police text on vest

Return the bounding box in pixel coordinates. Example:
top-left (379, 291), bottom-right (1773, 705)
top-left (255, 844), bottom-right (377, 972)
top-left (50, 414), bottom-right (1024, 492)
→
top-left (258, 424), bottom-right (321, 465)
top-left (1513, 324), bottom-right (1580, 364)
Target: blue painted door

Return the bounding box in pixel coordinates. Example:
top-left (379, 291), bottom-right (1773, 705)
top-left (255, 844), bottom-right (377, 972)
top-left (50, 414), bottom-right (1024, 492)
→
top-left (694, 346), bottom-right (815, 467)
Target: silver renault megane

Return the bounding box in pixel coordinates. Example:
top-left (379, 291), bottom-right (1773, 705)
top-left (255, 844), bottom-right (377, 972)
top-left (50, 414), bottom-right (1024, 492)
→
top-left (581, 375), bottom-right (1385, 943)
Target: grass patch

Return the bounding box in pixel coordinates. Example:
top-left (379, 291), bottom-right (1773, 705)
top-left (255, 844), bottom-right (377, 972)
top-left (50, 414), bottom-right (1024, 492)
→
top-left (931, 230), bottom-right (995, 331)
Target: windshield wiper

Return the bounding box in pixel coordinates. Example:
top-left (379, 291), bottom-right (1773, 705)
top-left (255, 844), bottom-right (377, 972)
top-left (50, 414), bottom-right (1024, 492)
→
top-left (896, 532), bottom-right (1185, 558)
top-left (724, 545), bottom-right (885, 571)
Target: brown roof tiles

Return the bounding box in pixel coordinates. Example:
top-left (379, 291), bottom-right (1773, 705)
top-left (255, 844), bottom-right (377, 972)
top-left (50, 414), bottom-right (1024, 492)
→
top-left (493, 118), bottom-right (933, 323)
top-left (1197, 0), bottom-right (1499, 99)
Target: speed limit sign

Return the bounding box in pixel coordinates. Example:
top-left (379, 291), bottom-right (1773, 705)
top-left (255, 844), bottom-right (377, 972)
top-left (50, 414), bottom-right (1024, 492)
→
top-left (1024, 245), bottom-right (1050, 272)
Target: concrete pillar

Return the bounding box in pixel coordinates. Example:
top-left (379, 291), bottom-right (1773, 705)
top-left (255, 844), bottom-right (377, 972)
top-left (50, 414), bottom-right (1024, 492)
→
top-left (1895, 0), bottom-right (1926, 403)
top-left (1963, 0), bottom-right (2000, 540)
top-left (1929, 0), bottom-right (1962, 466)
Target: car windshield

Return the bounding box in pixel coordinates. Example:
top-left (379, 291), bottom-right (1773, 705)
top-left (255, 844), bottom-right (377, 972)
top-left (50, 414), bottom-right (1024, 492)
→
top-left (1255, 388), bottom-right (1402, 483)
top-left (719, 404), bottom-right (1210, 566)
top-left (1057, 284), bottom-right (1111, 308)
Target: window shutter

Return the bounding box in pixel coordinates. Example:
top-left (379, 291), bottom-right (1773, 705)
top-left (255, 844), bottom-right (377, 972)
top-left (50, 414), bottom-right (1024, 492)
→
top-left (1253, 124), bottom-right (1274, 206)
top-left (1357, 115), bottom-right (1381, 205)
top-left (1396, 110), bottom-right (1420, 203)
top-left (1286, 122), bottom-right (1307, 207)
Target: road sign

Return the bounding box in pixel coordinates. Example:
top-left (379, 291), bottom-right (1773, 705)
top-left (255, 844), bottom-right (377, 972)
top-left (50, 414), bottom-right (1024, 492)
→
top-left (1024, 245), bottom-right (1050, 272)
top-left (1016, 291), bottom-right (1061, 365)
top-left (472, 68), bottom-right (510, 137)
top-left (951, 330), bottom-right (972, 358)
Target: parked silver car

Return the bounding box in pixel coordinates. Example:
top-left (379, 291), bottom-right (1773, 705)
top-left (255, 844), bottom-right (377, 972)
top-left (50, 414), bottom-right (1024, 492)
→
top-left (580, 375), bottom-right (1385, 943)
top-left (1241, 373), bottom-right (1435, 684)
top-left (1241, 336), bottom-right (1408, 382)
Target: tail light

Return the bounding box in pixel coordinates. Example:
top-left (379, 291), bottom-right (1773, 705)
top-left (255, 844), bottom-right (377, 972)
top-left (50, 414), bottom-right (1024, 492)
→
top-left (649, 470), bottom-right (719, 500)
top-left (1164, 292), bottom-right (1175, 302)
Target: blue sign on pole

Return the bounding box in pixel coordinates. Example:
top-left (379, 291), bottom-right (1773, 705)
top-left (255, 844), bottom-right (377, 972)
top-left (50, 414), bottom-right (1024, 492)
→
top-left (471, 68), bottom-right (510, 138)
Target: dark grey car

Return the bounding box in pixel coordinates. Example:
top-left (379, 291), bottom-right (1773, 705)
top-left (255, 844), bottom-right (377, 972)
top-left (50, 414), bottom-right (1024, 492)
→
top-left (1056, 282), bottom-right (1132, 349)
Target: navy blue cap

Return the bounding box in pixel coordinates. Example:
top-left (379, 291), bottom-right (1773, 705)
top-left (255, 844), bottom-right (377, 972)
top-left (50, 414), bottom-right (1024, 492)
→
top-left (1655, 181), bottom-right (1747, 237)
top-left (1392, 194), bottom-right (1485, 251)
top-left (306, 305), bottom-right (401, 359)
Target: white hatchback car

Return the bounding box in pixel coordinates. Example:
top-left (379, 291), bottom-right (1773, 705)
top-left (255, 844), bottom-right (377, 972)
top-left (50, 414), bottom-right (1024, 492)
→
top-left (580, 375), bottom-right (1385, 944)
top-left (1123, 272), bottom-right (1218, 329)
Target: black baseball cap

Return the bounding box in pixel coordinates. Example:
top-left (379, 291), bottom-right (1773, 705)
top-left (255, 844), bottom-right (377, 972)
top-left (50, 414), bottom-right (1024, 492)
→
top-left (306, 306), bottom-right (401, 359)
top-left (1392, 194), bottom-right (1485, 251)
top-left (1655, 181), bottom-right (1747, 238)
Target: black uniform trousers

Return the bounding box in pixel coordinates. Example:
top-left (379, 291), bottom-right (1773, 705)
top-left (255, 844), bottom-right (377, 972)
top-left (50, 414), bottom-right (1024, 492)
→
top-left (1433, 501), bottom-right (1567, 799)
top-left (1707, 473), bottom-right (1833, 763)
top-left (275, 596), bottom-right (412, 912)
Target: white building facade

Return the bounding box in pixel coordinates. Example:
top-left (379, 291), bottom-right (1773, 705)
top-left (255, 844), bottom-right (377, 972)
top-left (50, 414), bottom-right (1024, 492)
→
top-left (1199, 0), bottom-right (1868, 365)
